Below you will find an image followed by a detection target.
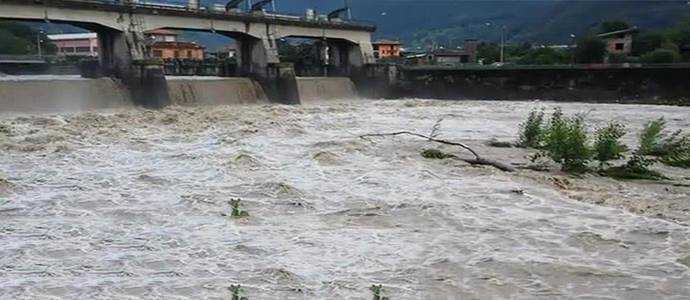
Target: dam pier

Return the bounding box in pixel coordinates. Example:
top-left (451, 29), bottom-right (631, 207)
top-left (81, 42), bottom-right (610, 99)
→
top-left (0, 0), bottom-right (375, 108)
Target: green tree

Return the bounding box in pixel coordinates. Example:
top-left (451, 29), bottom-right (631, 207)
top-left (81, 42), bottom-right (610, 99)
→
top-left (518, 47), bottom-right (569, 65)
top-left (477, 42), bottom-right (500, 64)
top-left (640, 48), bottom-right (680, 63)
top-left (0, 21), bottom-right (56, 55)
top-left (0, 29), bottom-right (32, 54)
top-left (664, 20), bottom-right (690, 49)
top-left (575, 35), bottom-right (607, 63)
top-left (632, 31), bottom-right (665, 56)
top-left (599, 20), bottom-right (631, 34)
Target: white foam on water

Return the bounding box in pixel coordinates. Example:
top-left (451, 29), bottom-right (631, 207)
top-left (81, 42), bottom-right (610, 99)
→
top-left (0, 100), bottom-right (688, 298)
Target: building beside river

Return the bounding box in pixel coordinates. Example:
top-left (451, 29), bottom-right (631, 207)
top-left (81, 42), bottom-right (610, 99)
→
top-left (145, 29), bottom-right (205, 60)
top-left (47, 33), bottom-right (99, 57)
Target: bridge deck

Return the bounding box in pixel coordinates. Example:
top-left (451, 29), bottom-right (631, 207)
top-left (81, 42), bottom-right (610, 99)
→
top-left (1, 0), bottom-right (376, 32)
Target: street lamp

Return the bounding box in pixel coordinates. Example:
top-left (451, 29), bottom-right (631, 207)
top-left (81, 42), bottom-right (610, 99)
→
top-left (500, 25), bottom-right (506, 63)
top-left (486, 22), bottom-right (507, 63)
top-left (569, 34), bottom-right (576, 64)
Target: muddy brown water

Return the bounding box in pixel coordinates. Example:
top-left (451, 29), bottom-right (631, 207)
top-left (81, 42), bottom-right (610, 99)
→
top-left (1, 100), bottom-right (689, 299)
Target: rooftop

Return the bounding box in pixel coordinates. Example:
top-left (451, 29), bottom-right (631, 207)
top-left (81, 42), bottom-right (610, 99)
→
top-left (597, 27), bottom-right (639, 38)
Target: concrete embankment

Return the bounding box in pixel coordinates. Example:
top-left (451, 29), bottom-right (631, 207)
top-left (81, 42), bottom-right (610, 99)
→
top-left (0, 76), bottom-right (131, 112)
top-left (392, 65), bottom-right (690, 105)
top-left (295, 77), bottom-right (358, 103)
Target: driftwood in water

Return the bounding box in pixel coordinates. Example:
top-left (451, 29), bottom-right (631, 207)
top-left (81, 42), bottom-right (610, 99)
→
top-left (360, 131), bottom-right (516, 172)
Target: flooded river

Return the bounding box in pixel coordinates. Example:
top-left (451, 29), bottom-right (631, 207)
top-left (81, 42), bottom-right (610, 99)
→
top-left (1, 100), bottom-right (689, 299)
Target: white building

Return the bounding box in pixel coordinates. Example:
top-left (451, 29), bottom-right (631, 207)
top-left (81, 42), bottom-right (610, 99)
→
top-left (47, 33), bottom-right (99, 57)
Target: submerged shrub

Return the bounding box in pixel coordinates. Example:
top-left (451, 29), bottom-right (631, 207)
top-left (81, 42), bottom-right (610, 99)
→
top-left (638, 118), bottom-right (667, 156)
top-left (487, 138), bottom-right (514, 148)
top-left (637, 118), bottom-right (690, 168)
top-left (229, 285), bottom-right (248, 300)
top-left (370, 285), bottom-right (389, 300)
top-left (593, 122), bottom-right (628, 167)
top-left (229, 199), bottom-right (249, 218)
top-left (543, 108), bottom-right (592, 172)
top-left (518, 108), bottom-right (545, 148)
top-left (660, 131), bottom-right (690, 168)
top-left (604, 155), bottom-right (666, 180)
top-left (421, 149), bottom-right (455, 159)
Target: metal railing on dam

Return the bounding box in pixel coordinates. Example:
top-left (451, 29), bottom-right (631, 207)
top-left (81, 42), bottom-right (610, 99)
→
top-left (1, 0), bottom-right (377, 32)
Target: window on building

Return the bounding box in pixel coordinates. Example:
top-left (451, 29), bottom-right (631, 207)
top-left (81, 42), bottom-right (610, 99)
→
top-left (615, 43), bottom-right (624, 50)
top-left (76, 47), bottom-right (91, 53)
top-left (174, 51), bottom-right (180, 58)
top-left (187, 50), bottom-right (193, 58)
top-left (152, 50), bottom-right (163, 58)
top-left (61, 47), bottom-right (75, 53)
top-left (460, 55), bottom-right (469, 63)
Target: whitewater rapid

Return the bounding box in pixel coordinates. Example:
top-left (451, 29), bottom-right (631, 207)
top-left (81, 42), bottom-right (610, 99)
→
top-left (1, 100), bottom-right (689, 299)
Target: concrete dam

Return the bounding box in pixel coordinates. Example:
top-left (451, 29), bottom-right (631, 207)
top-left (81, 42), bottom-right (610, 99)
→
top-left (0, 75), bottom-right (360, 112)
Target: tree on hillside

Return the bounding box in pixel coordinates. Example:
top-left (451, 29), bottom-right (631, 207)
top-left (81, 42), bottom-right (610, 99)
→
top-left (599, 20), bottom-right (631, 33)
top-left (575, 35), bottom-right (607, 63)
top-left (0, 29), bottom-right (33, 54)
top-left (0, 21), bottom-right (56, 55)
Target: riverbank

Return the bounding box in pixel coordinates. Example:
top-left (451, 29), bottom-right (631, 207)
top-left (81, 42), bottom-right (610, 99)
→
top-left (1, 99), bottom-right (688, 298)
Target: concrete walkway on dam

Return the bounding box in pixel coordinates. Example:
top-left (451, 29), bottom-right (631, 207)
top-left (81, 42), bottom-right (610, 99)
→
top-left (0, 75), bottom-right (359, 112)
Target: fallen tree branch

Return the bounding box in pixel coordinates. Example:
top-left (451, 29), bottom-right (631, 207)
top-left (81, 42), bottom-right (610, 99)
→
top-left (360, 131), bottom-right (516, 172)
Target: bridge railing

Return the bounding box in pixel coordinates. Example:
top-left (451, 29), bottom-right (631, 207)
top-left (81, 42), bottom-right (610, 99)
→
top-left (23, 0), bottom-right (376, 30)
top-left (0, 54), bottom-right (49, 62)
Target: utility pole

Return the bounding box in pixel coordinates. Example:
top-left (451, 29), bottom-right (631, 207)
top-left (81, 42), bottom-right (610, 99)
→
top-left (500, 25), bottom-right (506, 63)
top-left (37, 30), bottom-right (44, 58)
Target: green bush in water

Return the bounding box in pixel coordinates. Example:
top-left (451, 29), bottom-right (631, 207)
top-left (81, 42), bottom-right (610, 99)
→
top-left (518, 108), bottom-right (545, 148)
top-left (638, 118), bottom-right (667, 156)
top-left (543, 108), bottom-right (592, 173)
top-left (593, 122), bottom-right (628, 167)
top-left (229, 285), bottom-right (248, 300)
top-left (603, 155), bottom-right (666, 180)
top-left (229, 199), bottom-right (249, 218)
top-left (370, 285), bottom-right (389, 300)
top-left (421, 149), bottom-right (455, 159)
top-left (637, 118), bottom-right (690, 168)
